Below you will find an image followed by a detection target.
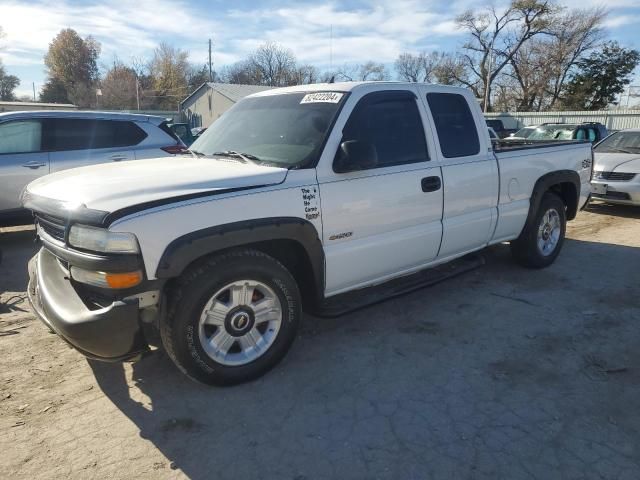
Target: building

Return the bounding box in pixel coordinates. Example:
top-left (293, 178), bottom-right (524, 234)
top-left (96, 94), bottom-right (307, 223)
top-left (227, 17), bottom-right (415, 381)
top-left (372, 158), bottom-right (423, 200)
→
top-left (180, 83), bottom-right (273, 128)
top-left (0, 101), bottom-right (77, 113)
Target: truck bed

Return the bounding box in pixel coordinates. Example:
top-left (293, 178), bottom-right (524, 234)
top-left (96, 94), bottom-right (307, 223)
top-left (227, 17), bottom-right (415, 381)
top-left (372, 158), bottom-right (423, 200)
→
top-left (492, 139), bottom-right (590, 153)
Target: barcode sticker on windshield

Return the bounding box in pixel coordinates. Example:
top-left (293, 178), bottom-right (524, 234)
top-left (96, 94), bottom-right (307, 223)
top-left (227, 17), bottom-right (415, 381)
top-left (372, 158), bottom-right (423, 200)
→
top-left (300, 92), bottom-right (343, 104)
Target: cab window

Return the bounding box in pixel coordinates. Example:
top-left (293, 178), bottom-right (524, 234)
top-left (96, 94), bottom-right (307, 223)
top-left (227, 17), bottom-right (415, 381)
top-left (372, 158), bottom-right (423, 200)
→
top-left (335, 91), bottom-right (428, 171)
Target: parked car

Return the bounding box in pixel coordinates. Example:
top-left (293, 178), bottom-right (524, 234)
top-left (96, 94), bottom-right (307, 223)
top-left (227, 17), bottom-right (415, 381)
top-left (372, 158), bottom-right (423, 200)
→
top-left (485, 119), bottom-right (518, 138)
top-left (590, 128), bottom-right (640, 205)
top-left (0, 111), bottom-right (185, 226)
top-left (24, 82), bottom-right (592, 385)
top-left (168, 122), bottom-right (196, 146)
top-left (508, 126), bottom-right (537, 140)
top-left (526, 122), bottom-right (608, 143)
top-left (487, 127), bottom-right (499, 140)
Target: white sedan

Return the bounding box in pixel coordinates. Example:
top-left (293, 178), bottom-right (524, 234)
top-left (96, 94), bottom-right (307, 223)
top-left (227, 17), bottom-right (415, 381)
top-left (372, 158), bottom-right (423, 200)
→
top-left (591, 129), bottom-right (640, 206)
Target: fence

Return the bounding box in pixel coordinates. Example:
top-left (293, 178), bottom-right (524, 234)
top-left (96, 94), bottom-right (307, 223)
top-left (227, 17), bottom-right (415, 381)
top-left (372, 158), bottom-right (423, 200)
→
top-left (485, 109), bottom-right (640, 131)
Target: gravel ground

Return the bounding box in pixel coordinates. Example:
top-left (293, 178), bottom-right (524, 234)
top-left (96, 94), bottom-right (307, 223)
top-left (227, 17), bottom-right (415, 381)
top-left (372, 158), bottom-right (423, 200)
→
top-left (1, 202), bottom-right (639, 480)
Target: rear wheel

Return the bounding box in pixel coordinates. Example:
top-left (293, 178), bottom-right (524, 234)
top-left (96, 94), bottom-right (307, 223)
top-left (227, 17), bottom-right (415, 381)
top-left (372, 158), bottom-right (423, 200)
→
top-left (510, 192), bottom-right (566, 268)
top-left (161, 249), bottom-right (301, 385)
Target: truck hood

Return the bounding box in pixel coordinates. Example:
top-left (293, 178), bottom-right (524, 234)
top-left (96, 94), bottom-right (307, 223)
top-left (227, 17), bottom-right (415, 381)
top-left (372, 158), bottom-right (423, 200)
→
top-left (594, 152), bottom-right (640, 174)
top-left (24, 156), bottom-right (289, 218)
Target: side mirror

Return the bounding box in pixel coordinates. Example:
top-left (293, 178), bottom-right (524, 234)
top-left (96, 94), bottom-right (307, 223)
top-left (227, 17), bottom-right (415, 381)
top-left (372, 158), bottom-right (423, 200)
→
top-left (334, 140), bottom-right (378, 173)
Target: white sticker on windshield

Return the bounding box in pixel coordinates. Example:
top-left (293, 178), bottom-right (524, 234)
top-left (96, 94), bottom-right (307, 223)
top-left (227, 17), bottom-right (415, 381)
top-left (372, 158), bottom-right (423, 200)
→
top-left (300, 92), bottom-right (343, 104)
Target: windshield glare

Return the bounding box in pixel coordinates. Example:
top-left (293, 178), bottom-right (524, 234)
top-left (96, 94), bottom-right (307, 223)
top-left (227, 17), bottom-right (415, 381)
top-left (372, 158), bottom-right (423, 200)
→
top-left (594, 131), bottom-right (640, 153)
top-left (528, 126), bottom-right (574, 140)
top-left (190, 92), bottom-right (345, 168)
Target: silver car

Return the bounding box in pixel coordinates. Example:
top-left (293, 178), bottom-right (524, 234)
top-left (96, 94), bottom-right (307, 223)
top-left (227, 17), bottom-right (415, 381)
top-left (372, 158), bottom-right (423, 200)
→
top-left (0, 111), bottom-right (185, 225)
top-left (591, 128), bottom-right (640, 205)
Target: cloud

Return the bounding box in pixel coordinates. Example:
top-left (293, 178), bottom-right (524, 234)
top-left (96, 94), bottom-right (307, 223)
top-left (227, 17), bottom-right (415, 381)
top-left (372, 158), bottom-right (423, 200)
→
top-left (603, 14), bottom-right (640, 29)
top-left (0, 0), bottom-right (469, 74)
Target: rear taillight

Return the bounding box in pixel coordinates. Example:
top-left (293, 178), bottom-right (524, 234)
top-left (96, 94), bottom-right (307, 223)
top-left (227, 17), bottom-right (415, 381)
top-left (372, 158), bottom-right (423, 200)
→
top-left (161, 144), bottom-right (187, 155)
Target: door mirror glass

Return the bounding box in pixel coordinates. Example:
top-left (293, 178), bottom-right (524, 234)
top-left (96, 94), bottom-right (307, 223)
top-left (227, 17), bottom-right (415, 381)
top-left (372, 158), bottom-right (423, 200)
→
top-left (334, 140), bottom-right (378, 173)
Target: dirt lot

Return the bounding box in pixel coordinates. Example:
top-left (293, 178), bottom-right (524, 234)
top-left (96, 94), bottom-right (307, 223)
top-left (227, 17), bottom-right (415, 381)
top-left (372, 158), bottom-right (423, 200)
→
top-left (1, 203), bottom-right (639, 480)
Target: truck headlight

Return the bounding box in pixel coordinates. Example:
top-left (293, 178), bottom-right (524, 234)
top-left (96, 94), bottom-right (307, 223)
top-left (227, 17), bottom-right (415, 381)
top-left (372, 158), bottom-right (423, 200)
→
top-left (68, 225), bottom-right (140, 254)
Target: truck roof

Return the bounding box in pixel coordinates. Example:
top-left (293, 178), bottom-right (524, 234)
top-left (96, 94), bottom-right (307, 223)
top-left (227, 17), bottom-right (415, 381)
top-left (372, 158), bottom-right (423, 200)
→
top-left (249, 81), bottom-right (469, 97)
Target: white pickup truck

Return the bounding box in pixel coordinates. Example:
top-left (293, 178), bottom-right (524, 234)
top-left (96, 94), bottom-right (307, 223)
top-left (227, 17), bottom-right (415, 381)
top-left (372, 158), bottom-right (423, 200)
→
top-left (24, 82), bottom-right (593, 385)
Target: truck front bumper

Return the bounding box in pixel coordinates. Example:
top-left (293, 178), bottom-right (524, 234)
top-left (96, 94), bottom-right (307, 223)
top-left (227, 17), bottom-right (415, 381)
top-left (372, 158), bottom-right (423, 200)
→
top-left (28, 248), bottom-right (149, 361)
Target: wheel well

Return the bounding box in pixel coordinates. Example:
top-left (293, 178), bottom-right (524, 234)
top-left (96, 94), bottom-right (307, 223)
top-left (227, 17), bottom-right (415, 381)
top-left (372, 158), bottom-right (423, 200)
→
top-left (170, 239), bottom-right (321, 309)
top-left (549, 182), bottom-right (578, 220)
top-left (247, 239), bottom-right (320, 307)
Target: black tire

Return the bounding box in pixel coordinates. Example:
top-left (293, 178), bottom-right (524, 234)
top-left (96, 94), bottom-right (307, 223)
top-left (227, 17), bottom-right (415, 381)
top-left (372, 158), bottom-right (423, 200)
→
top-left (160, 249), bottom-right (301, 386)
top-left (510, 192), bottom-right (567, 269)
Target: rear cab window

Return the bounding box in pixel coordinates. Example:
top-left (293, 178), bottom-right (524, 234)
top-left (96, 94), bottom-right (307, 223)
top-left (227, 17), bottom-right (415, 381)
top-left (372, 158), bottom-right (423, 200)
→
top-left (427, 92), bottom-right (480, 158)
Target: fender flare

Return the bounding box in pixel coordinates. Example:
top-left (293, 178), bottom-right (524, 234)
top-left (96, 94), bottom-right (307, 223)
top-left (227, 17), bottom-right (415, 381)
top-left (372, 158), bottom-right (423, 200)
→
top-left (155, 216), bottom-right (325, 292)
top-left (525, 169), bottom-right (581, 227)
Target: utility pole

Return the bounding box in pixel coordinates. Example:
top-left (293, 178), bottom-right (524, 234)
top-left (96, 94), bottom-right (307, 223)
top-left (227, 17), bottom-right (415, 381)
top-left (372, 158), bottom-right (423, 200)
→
top-left (135, 76), bottom-right (140, 110)
top-left (483, 41), bottom-right (494, 113)
top-left (32, 82), bottom-right (36, 102)
top-left (208, 38), bottom-right (213, 82)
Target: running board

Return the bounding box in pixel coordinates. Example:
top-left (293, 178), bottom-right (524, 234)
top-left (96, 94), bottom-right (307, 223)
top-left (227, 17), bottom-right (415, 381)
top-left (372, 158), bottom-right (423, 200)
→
top-left (312, 253), bottom-right (485, 318)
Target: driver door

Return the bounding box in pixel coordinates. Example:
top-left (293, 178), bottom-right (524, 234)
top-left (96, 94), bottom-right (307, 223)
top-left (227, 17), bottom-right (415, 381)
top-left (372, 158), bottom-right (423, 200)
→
top-left (317, 90), bottom-right (443, 296)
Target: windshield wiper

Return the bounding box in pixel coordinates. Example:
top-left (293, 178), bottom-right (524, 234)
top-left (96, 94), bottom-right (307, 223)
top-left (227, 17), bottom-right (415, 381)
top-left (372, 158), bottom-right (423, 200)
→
top-left (212, 150), bottom-right (262, 164)
top-left (183, 148), bottom-right (206, 158)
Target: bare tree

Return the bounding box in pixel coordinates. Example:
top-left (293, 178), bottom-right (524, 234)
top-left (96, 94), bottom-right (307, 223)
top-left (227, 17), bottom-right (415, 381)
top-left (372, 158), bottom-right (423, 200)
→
top-left (336, 61), bottom-right (390, 82)
top-left (290, 64), bottom-right (320, 85)
top-left (428, 53), bottom-right (465, 86)
top-left (456, 0), bottom-right (556, 111)
top-left (249, 42), bottom-right (297, 87)
top-left (506, 7), bottom-right (605, 111)
top-left (395, 52), bottom-right (443, 82)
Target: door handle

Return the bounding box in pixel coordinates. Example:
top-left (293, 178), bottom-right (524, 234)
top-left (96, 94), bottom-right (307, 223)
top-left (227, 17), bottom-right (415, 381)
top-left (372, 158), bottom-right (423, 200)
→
top-left (22, 162), bottom-right (46, 169)
top-left (421, 176), bottom-right (441, 192)
top-left (110, 155), bottom-right (127, 162)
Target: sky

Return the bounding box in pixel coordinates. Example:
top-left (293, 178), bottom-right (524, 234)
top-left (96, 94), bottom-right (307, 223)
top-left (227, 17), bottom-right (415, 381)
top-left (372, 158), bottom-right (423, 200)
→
top-left (1, 0), bottom-right (639, 102)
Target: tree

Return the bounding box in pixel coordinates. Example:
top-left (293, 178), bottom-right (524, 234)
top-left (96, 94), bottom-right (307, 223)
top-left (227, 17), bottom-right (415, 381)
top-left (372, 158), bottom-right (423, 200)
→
top-left (40, 77), bottom-right (69, 103)
top-left (456, 0), bottom-right (556, 111)
top-left (187, 64), bottom-right (215, 93)
top-left (44, 28), bottom-right (100, 107)
top-left (148, 42), bottom-right (190, 109)
top-left (220, 60), bottom-right (259, 85)
top-left (336, 61), bottom-right (390, 81)
top-left (562, 42), bottom-right (640, 110)
top-left (507, 7), bottom-right (605, 111)
top-left (100, 60), bottom-right (138, 110)
top-left (395, 52), bottom-right (443, 83)
top-left (290, 64), bottom-right (320, 85)
top-left (249, 42), bottom-right (297, 86)
top-left (0, 62), bottom-right (19, 100)
top-left (432, 54), bottom-right (468, 86)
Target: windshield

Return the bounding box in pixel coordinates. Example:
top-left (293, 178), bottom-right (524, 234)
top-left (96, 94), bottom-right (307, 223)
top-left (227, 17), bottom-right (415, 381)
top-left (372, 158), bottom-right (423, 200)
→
top-left (190, 91), bottom-right (346, 168)
top-left (594, 131), bottom-right (640, 153)
top-left (528, 125), bottom-right (575, 141)
top-left (514, 127), bottom-right (535, 138)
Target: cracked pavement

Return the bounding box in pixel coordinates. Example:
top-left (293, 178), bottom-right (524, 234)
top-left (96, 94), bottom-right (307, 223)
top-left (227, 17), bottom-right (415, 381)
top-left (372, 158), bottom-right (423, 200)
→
top-left (1, 202), bottom-right (639, 479)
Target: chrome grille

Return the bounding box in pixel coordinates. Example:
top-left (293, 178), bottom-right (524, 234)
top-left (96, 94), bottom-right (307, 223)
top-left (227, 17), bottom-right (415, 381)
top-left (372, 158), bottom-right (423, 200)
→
top-left (595, 171), bottom-right (636, 181)
top-left (35, 213), bottom-right (66, 243)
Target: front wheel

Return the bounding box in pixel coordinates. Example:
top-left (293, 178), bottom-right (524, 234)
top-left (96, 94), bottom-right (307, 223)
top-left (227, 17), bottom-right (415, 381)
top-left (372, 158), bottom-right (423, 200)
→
top-left (510, 192), bottom-right (567, 268)
top-left (161, 249), bottom-right (301, 385)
